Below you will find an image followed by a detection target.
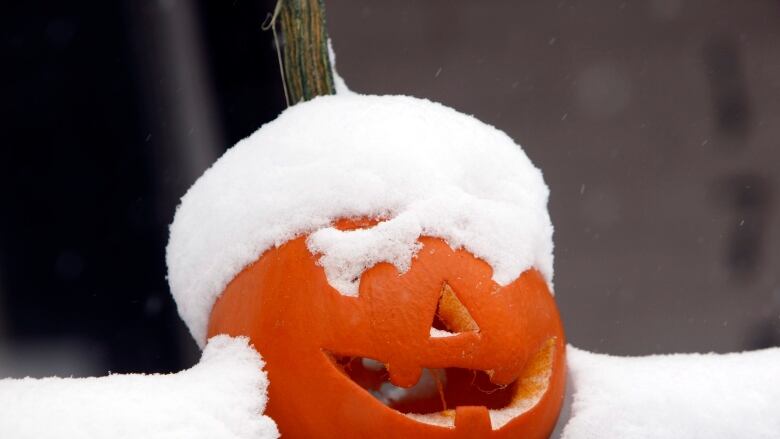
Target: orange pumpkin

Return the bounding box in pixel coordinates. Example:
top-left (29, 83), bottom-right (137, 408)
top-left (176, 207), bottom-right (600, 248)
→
top-left (208, 219), bottom-right (565, 438)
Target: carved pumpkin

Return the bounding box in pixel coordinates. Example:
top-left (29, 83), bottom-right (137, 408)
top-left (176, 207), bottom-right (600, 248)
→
top-left (208, 219), bottom-right (566, 438)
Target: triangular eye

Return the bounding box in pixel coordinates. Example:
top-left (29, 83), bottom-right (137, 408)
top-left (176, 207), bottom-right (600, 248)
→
top-left (429, 283), bottom-right (480, 338)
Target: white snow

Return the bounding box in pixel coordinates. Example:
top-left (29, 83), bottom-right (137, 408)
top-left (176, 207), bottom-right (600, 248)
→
top-left (328, 39), bottom-right (352, 95)
top-left (561, 346), bottom-right (780, 439)
top-left (167, 94), bottom-right (553, 346)
top-left (0, 335), bottom-right (279, 439)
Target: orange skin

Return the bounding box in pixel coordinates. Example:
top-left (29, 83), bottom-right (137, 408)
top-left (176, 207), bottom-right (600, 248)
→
top-left (208, 225), bottom-right (566, 439)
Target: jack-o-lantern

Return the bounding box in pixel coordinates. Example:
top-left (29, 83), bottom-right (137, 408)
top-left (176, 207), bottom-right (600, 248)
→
top-left (208, 220), bottom-right (565, 438)
top-left (167, 94), bottom-right (564, 438)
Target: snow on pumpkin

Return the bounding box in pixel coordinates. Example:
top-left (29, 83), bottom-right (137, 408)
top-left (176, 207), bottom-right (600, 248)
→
top-left (166, 94), bottom-right (555, 347)
top-left (168, 94), bottom-right (565, 437)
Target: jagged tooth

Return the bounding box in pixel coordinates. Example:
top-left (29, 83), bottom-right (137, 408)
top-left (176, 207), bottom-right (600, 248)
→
top-left (386, 363), bottom-right (423, 388)
top-left (454, 406), bottom-right (492, 434)
top-left (493, 338), bottom-right (557, 386)
top-left (488, 367), bottom-right (521, 386)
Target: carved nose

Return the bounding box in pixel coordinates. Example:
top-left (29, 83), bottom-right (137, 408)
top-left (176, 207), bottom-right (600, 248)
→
top-left (428, 283), bottom-right (480, 339)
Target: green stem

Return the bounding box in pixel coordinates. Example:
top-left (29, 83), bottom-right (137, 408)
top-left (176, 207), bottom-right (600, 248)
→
top-left (279, 0), bottom-right (335, 104)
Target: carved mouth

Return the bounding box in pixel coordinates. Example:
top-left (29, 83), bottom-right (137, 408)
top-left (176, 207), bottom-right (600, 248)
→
top-left (326, 338), bottom-right (555, 429)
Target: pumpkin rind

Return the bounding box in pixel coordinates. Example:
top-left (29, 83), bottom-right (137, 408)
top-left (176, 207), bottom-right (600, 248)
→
top-left (208, 234), bottom-right (566, 438)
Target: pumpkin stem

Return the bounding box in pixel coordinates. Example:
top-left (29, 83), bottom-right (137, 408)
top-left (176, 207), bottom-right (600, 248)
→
top-left (265, 0), bottom-right (336, 105)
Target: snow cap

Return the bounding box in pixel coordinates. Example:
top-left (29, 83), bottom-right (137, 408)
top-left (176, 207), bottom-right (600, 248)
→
top-left (167, 94), bottom-right (554, 347)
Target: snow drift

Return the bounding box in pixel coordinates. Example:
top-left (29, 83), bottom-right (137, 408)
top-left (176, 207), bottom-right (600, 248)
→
top-left (561, 346), bottom-right (780, 439)
top-left (0, 335), bottom-right (279, 439)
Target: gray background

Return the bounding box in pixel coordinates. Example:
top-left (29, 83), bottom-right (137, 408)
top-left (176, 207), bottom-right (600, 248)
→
top-left (327, 0), bottom-right (780, 355)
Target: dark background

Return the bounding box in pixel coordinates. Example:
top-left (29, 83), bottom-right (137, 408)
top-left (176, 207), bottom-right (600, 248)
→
top-left (1, 0), bottom-right (778, 378)
top-left (0, 0), bottom-right (283, 375)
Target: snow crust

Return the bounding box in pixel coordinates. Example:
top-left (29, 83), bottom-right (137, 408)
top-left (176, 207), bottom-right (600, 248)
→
top-left (167, 94), bottom-right (553, 346)
top-left (561, 346), bottom-right (780, 439)
top-left (0, 335), bottom-right (279, 439)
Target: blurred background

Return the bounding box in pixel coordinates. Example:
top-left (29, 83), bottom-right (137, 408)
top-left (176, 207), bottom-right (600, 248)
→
top-left (1, 0), bottom-right (778, 381)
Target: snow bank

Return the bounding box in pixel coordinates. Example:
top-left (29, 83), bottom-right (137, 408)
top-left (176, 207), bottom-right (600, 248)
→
top-left (167, 94), bottom-right (553, 346)
top-left (0, 335), bottom-right (279, 439)
top-left (561, 346), bottom-right (780, 439)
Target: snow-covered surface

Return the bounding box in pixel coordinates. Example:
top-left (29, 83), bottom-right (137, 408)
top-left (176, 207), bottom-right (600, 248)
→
top-left (0, 335), bottom-right (279, 439)
top-left (561, 346), bottom-right (780, 439)
top-left (167, 94), bottom-right (553, 346)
